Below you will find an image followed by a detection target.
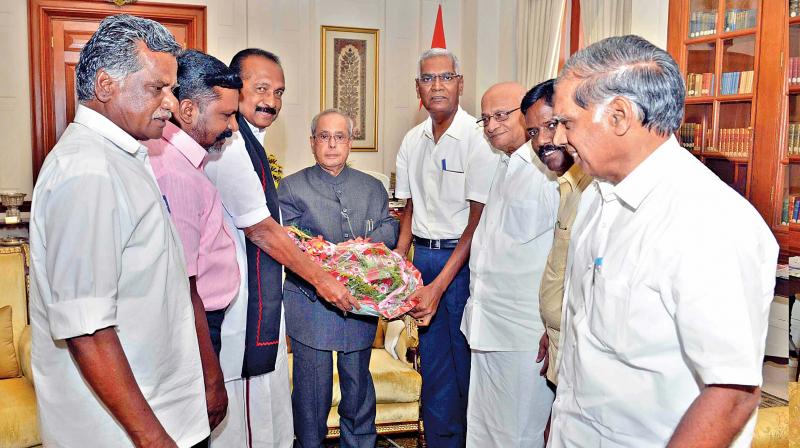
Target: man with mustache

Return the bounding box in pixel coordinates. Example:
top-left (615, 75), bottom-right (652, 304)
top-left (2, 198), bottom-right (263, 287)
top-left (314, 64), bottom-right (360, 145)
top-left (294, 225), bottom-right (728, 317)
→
top-left (28, 15), bottom-right (209, 447)
top-left (204, 48), bottom-right (357, 447)
top-left (460, 82), bottom-right (558, 448)
top-left (522, 79), bottom-right (596, 389)
top-left (395, 48), bottom-right (499, 447)
top-left (143, 50), bottom-right (243, 445)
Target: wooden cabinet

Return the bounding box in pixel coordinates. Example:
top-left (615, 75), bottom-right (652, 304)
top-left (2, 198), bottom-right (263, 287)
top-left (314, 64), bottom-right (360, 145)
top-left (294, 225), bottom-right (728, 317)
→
top-left (668, 0), bottom-right (800, 258)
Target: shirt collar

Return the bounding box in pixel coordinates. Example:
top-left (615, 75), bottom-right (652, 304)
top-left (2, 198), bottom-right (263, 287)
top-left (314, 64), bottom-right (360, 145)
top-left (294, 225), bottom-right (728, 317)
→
top-left (246, 118), bottom-right (267, 141)
top-left (607, 136), bottom-right (676, 210)
top-left (559, 163), bottom-right (589, 189)
top-left (422, 106), bottom-right (471, 142)
top-left (312, 163), bottom-right (351, 185)
top-left (73, 104), bottom-right (143, 155)
top-left (160, 121), bottom-right (207, 168)
top-left (510, 142), bottom-right (533, 164)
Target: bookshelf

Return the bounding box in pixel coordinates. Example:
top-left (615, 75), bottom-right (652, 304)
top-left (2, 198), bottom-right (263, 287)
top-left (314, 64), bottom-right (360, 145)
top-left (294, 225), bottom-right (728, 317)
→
top-left (669, 0), bottom-right (800, 257)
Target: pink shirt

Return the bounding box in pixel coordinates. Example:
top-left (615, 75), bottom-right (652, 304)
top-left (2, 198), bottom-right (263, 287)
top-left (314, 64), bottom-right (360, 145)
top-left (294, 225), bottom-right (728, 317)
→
top-left (145, 122), bottom-right (240, 311)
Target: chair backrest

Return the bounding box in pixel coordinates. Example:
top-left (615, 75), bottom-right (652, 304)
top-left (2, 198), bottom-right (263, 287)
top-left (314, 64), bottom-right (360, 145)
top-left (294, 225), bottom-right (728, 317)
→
top-left (358, 169), bottom-right (391, 194)
top-left (0, 244), bottom-right (30, 357)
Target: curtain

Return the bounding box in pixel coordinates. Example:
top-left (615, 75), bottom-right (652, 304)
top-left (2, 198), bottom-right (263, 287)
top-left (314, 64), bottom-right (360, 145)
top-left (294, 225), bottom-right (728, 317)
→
top-left (516, 0), bottom-right (567, 87)
top-left (580, 0), bottom-right (631, 47)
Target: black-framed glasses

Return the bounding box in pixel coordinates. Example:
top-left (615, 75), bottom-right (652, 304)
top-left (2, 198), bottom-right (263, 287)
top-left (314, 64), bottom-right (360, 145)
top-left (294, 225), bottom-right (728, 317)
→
top-left (477, 107), bottom-right (521, 127)
top-left (314, 132), bottom-right (350, 144)
top-left (417, 73), bottom-right (462, 85)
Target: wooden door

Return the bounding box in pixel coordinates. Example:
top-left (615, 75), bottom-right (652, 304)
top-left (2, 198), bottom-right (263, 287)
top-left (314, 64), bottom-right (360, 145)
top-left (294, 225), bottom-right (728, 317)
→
top-left (28, 0), bottom-right (206, 182)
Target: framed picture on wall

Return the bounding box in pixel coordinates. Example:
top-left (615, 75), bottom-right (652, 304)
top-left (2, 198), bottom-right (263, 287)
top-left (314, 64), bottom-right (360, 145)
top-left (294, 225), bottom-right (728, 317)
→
top-left (321, 25), bottom-right (379, 152)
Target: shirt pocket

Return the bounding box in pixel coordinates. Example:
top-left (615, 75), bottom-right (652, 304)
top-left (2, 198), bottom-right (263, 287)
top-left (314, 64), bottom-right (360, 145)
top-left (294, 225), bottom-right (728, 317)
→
top-left (587, 273), bottom-right (630, 351)
top-left (502, 199), bottom-right (553, 242)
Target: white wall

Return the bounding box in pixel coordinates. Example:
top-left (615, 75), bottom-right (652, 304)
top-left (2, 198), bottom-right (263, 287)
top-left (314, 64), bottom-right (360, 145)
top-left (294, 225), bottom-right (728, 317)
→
top-left (630, 0), bottom-right (669, 49)
top-left (1, 0), bottom-right (668, 196)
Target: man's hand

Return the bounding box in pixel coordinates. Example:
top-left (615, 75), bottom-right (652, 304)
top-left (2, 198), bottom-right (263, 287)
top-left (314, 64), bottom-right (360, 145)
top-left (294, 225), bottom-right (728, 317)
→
top-left (205, 374), bottom-right (228, 431)
top-left (394, 244), bottom-right (411, 260)
top-left (315, 273), bottom-right (361, 312)
top-left (536, 332), bottom-right (549, 376)
top-left (408, 283), bottom-right (445, 326)
top-left (137, 432), bottom-right (178, 448)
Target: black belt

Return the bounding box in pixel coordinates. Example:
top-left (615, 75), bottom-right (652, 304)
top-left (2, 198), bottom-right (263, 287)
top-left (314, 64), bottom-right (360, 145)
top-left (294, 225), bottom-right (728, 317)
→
top-left (413, 236), bottom-right (460, 249)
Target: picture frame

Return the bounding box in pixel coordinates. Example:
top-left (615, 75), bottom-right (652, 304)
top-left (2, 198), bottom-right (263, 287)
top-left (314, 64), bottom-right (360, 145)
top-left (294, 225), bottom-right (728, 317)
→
top-left (320, 25), bottom-right (379, 152)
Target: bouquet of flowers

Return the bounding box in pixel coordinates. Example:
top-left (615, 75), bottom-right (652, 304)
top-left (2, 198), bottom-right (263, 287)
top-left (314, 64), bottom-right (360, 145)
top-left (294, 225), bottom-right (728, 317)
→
top-left (286, 226), bottom-right (423, 319)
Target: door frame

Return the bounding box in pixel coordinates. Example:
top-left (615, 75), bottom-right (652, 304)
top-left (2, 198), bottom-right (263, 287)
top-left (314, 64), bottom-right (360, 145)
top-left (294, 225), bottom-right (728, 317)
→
top-left (27, 0), bottom-right (206, 182)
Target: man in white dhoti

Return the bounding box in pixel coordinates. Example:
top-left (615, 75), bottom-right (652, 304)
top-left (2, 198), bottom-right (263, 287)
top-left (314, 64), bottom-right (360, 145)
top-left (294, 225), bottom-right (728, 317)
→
top-left (460, 82), bottom-right (559, 447)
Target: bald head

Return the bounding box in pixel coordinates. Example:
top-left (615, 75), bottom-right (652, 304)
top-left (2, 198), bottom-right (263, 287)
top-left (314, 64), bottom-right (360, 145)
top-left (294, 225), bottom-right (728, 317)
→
top-left (480, 82), bottom-right (528, 154)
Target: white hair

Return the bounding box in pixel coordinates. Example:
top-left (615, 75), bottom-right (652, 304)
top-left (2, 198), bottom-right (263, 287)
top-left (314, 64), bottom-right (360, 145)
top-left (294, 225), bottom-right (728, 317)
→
top-left (417, 48), bottom-right (460, 78)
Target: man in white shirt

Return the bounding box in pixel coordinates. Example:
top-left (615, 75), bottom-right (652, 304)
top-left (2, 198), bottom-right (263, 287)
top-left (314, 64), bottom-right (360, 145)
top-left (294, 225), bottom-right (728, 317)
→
top-left (204, 48), bottom-right (357, 447)
top-left (395, 48), bottom-right (500, 447)
top-left (29, 15), bottom-right (208, 447)
top-left (549, 35), bottom-right (778, 448)
top-left (461, 82), bottom-right (558, 447)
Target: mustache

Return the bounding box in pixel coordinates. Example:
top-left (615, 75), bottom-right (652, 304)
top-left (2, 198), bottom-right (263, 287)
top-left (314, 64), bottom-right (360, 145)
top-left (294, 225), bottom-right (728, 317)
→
top-left (152, 110), bottom-right (172, 120)
top-left (537, 144), bottom-right (567, 158)
top-left (215, 128), bottom-right (233, 142)
top-left (255, 105), bottom-right (278, 115)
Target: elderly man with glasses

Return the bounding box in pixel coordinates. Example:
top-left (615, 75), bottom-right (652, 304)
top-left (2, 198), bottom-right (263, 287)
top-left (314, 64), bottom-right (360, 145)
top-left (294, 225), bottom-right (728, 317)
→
top-left (277, 108), bottom-right (397, 448)
top-left (394, 48), bottom-right (500, 447)
top-left (460, 81), bottom-right (559, 448)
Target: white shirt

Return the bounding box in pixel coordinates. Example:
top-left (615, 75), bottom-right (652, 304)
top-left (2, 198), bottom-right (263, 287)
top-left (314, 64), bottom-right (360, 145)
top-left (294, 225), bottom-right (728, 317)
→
top-left (460, 143), bottom-right (558, 351)
top-left (550, 136), bottom-right (778, 448)
top-left (205, 121), bottom-right (272, 228)
top-left (29, 105), bottom-right (209, 447)
top-left (395, 106), bottom-right (500, 239)
top-left (203, 118), bottom-right (288, 382)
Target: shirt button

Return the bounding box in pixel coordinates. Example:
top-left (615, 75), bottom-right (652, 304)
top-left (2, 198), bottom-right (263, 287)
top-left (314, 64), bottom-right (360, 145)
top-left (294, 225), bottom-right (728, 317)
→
top-left (336, 190), bottom-right (343, 194)
top-left (344, 233), bottom-right (349, 237)
top-left (342, 208), bottom-right (348, 213)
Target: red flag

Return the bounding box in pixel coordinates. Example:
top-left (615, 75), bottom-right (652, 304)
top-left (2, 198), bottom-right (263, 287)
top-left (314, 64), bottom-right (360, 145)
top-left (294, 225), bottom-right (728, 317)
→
top-left (421, 4), bottom-right (447, 109)
top-left (431, 4), bottom-right (446, 49)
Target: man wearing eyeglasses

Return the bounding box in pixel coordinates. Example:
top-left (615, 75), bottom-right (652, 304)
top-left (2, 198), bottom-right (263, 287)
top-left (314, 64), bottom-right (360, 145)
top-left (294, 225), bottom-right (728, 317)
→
top-left (278, 108), bottom-right (397, 448)
top-left (203, 49), bottom-right (358, 447)
top-left (395, 48), bottom-right (500, 448)
top-left (460, 82), bottom-right (558, 448)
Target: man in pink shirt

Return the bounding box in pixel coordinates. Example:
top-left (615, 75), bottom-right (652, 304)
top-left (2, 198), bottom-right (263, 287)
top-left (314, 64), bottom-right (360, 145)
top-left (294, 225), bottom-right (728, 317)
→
top-left (144, 50), bottom-right (242, 443)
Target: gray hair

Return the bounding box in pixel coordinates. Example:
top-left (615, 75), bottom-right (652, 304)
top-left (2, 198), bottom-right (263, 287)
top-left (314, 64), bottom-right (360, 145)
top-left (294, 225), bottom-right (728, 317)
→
top-left (76, 14), bottom-right (182, 102)
top-left (310, 108), bottom-right (355, 138)
top-left (557, 35), bottom-right (685, 137)
top-left (417, 48), bottom-right (460, 78)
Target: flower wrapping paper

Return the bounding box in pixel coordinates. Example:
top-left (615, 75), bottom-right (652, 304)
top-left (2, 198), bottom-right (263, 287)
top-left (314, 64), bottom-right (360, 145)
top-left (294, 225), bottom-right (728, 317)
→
top-left (286, 226), bottom-right (423, 319)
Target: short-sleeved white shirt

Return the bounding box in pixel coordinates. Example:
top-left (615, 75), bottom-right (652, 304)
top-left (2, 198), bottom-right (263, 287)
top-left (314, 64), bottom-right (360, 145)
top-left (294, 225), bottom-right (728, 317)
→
top-left (29, 105), bottom-right (209, 447)
top-left (395, 107), bottom-right (500, 239)
top-left (461, 143), bottom-right (558, 351)
top-left (549, 136), bottom-right (778, 447)
top-left (204, 120), bottom-right (272, 229)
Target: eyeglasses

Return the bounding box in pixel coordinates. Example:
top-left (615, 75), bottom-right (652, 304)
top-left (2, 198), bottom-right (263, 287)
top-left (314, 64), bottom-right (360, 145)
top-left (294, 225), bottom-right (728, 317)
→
top-left (477, 107), bottom-right (521, 127)
top-left (526, 121), bottom-right (558, 139)
top-left (314, 132), bottom-right (350, 144)
top-left (417, 73), bottom-right (462, 85)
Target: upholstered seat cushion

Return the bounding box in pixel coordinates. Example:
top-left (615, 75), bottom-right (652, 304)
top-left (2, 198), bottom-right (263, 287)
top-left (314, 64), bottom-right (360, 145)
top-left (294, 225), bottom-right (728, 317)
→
top-left (288, 349), bottom-right (421, 407)
top-left (751, 406), bottom-right (789, 448)
top-left (0, 376), bottom-right (39, 448)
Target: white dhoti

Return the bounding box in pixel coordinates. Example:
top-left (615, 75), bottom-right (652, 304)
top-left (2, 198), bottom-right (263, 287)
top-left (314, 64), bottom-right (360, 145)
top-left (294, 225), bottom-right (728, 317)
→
top-left (211, 216), bottom-right (294, 447)
top-left (466, 350), bottom-right (554, 448)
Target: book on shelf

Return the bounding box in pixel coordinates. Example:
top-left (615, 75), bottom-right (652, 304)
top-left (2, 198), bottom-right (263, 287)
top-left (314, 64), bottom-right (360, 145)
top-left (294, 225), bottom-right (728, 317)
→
top-left (724, 8), bottom-right (756, 32)
top-left (679, 123), bottom-right (703, 150)
top-left (781, 195), bottom-right (800, 225)
top-left (689, 10), bottom-right (717, 38)
top-left (686, 72), bottom-right (714, 96)
top-left (790, 57), bottom-right (800, 85)
top-left (789, 123), bottom-right (800, 156)
top-left (718, 127), bottom-right (752, 157)
top-left (720, 71), bottom-right (753, 95)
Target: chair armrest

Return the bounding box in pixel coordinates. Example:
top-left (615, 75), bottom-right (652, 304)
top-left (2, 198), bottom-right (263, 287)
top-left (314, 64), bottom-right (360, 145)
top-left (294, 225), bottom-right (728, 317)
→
top-left (18, 325), bottom-right (32, 381)
top-left (398, 316), bottom-right (420, 369)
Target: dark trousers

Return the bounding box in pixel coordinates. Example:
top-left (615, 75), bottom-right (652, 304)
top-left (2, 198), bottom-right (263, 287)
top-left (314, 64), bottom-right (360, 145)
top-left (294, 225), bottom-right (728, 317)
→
top-left (414, 246), bottom-right (471, 448)
top-left (291, 337), bottom-right (377, 448)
